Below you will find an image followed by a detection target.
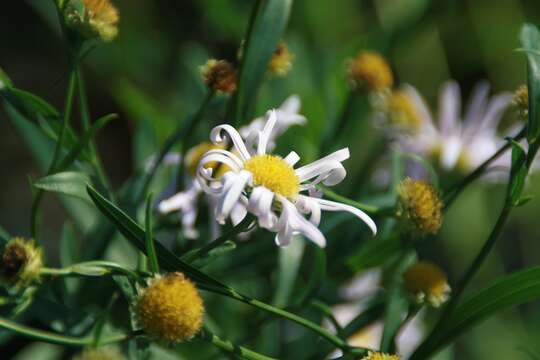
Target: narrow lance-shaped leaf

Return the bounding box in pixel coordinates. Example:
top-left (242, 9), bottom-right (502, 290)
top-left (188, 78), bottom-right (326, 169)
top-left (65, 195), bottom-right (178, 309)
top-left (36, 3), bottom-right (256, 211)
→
top-left (34, 172), bottom-right (92, 203)
top-left (520, 23), bottom-right (540, 143)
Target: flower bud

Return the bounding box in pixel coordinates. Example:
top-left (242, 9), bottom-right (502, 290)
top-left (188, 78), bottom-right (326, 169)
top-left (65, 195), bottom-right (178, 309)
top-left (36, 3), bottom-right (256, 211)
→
top-left (268, 41), bottom-right (293, 77)
top-left (397, 178), bottom-right (443, 236)
top-left (137, 272), bottom-right (204, 343)
top-left (64, 0), bottom-right (119, 42)
top-left (346, 51), bottom-right (393, 92)
top-left (1, 237), bottom-right (43, 289)
top-left (513, 84), bottom-right (528, 120)
top-left (403, 261), bottom-right (451, 307)
top-left (200, 59), bottom-right (237, 94)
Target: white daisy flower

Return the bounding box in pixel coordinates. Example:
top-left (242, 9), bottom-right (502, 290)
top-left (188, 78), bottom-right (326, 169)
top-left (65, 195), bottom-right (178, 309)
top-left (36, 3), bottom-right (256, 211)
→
top-left (157, 95), bottom-right (307, 239)
top-left (239, 94), bottom-right (306, 152)
top-left (394, 81), bottom-right (513, 172)
top-left (196, 110), bottom-right (377, 247)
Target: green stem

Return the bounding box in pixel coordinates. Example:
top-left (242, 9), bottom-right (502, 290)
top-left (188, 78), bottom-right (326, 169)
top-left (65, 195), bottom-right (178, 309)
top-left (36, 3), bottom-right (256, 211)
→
top-left (40, 261), bottom-right (140, 279)
top-left (145, 193), bottom-right (159, 273)
top-left (443, 127), bottom-right (526, 209)
top-left (0, 316), bottom-right (135, 346)
top-left (31, 69), bottom-right (78, 239)
top-left (77, 69), bottom-right (114, 200)
top-left (200, 330), bottom-right (277, 360)
top-left (199, 284), bottom-right (351, 349)
top-left (139, 90), bottom-right (215, 203)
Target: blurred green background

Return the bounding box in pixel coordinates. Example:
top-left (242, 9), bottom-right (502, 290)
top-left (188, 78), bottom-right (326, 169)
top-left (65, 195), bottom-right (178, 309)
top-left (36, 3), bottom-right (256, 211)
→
top-left (2, 0), bottom-right (540, 359)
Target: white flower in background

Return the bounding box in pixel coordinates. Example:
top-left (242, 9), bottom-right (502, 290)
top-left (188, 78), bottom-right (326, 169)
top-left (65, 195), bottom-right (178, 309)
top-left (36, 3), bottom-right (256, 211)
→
top-left (196, 110), bottom-right (377, 247)
top-left (239, 95), bottom-right (306, 152)
top-left (157, 95), bottom-right (307, 239)
top-left (384, 81), bottom-right (513, 173)
top-left (327, 269), bottom-right (424, 359)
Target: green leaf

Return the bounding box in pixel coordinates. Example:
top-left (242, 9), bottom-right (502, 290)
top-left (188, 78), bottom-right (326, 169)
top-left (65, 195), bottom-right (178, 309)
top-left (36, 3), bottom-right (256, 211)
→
top-left (347, 235), bottom-right (402, 272)
top-left (1, 87), bottom-right (59, 119)
top-left (232, 0), bottom-right (293, 124)
top-left (294, 245), bottom-right (326, 305)
top-left (273, 235), bottom-right (305, 307)
top-left (86, 185), bottom-right (229, 289)
top-left (34, 172), bottom-right (91, 202)
top-left (0, 67), bottom-right (13, 88)
top-left (520, 24), bottom-right (540, 143)
top-left (145, 193), bottom-right (159, 274)
top-left (508, 139), bottom-right (528, 205)
top-left (426, 266), bottom-right (540, 356)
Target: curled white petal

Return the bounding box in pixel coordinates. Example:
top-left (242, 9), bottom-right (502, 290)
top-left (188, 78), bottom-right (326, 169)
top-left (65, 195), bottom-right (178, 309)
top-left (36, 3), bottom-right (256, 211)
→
top-left (211, 124), bottom-right (252, 160)
top-left (295, 148), bottom-right (350, 183)
top-left (215, 171), bottom-right (252, 224)
top-left (277, 196), bottom-right (326, 247)
top-left (315, 198), bottom-right (377, 236)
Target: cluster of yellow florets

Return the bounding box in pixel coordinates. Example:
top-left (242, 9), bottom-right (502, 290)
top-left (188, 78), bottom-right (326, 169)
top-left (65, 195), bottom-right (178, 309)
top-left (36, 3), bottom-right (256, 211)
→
top-left (72, 347), bottom-right (124, 360)
top-left (137, 272), bottom-right (204, 343)
top-left (397, 178), bottom-right (443, 235)
top-left (513, 84), bottom-right (529, 120)
top-left (244, 154), bottom-right (300, 198)
top-left (1, 237), bottom-right (43, 289)
top-left (64, 0), bottom-right (119, 42)
top-left (200, 59), bottom-right (237, 94)
top-left (361, 351), bottom-right (400, 360)
top-left (268, 41), bottom-right (294, 77)
top-left (403, 261), bottom-right (451, 307)
top-left (346, 51), bottom-right (394, 92)
top-left (185, 142), bottom-right (226, 176)
top-left (384, 89), bottom-right (422, 131)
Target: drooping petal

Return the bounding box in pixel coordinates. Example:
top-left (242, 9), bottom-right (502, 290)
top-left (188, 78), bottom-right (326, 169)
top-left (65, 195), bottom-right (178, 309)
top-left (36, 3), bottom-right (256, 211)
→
top-left (211, 124), bottom-right (252, 160)
top-left (277, 196), bottom-right (326, 247)
top-left (314, 198), bottom-right (377, 235)
top-left (295, 195), bottom-right (322, 225)
top-left (215, 170), bottom-right (251, 224)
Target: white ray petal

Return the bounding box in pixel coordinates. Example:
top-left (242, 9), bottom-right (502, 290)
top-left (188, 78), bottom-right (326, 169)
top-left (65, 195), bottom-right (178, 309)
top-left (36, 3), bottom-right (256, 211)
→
top-left (211, 124), bottom-right (252, 160)
top-left (295, 148), bottom-right (350, 182)
top-left (438, 81), bottom-right (461, 137)
top-left (284, 151), bottom-right (300, 166)
top-left (257, 110), bottom-right (278, 155)
top-left (215, 170), bottom-right (251, 224)
top-left (314, 198), bottom-right (377, 235)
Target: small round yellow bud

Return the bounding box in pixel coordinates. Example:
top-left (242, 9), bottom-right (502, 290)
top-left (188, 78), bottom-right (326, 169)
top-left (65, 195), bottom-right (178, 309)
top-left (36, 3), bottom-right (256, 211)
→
top-left (137, 272), bottom-right (204, 343)
top-left (397, 178), bottom-right (443, 236)
top-left (385, 89), bottom-right (422, 131)
top-left (361, 351), bottom-right (400, 360)
top-left (268, 41), bottom-right (293, 77)
top-left (513, 84), bottom-right (528, 120)
top-left (346, 51), bottom-right (393, 92)
top-left (72, 347), bottom-right (124, 360)
top-left (64, 0), bottom-right (119, 42)
top-left (200, 59), bottom-right (237, 94)
top-left (1, 237), bottom-right (43, 289)
top-left (403, 261), bottom-right (451, 307)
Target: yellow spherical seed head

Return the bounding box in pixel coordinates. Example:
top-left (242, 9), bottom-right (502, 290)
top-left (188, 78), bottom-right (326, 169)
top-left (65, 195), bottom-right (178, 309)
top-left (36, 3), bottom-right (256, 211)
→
top-left (1, 237), bottom-right (43, 289)
top-left (387, 90), bottom-right (422, 131)
top-left (200, 59), bottom-right (237, 94)
top-left (513, 84), bottom-right (529, 120)
top-left (361, 351), bottom-right (400, 360)
top-left (244, 154), bottom-right (300, 198)
top-left (64, 0), bottom-right (119, 42)
top-left (403, 261), bottom-right (451, 307)
top-left (268, 41), bottom-right (293, 77)
top-left (137, 272), bottom-right (204, 343)
top-left (347, 51), bottom-right (393, 91)
top-left (185, 142), bottom-right (225, 176)
top-left (72, 348), bottom-right (124, 360)
top-left (397, 178), bottom-right (443, 235)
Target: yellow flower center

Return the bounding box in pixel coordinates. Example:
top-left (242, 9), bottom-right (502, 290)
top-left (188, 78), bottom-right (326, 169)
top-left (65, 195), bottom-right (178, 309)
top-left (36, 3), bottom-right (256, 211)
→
top-left (244, 155), bottom-right (300, 198)
top-left (185, 142), bottom-right (225, 176)
top-left (347, 51), bottom-right (393, 91)
top-left (387, 90), bottom-right (422, 131)
top-left (403, 261), bottom-right (450, 307)
top-left (268, 41), bottom-right (293, 77)
top-left (361, 351), bottom-right (400, 360)
top-left (137, 272), bottom-right (204, 343)
top-left (397, 178), bottom-right (443, 235)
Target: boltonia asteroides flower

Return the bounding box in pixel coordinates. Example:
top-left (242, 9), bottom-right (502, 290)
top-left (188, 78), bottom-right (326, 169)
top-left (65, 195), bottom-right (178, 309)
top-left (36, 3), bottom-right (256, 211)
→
top-left (158, 96), bottom-right (307, 239)
top-left (196, 111), bottom-right (377, 247)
